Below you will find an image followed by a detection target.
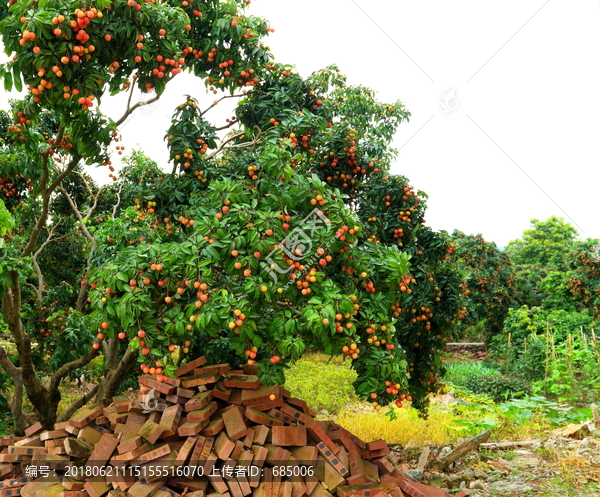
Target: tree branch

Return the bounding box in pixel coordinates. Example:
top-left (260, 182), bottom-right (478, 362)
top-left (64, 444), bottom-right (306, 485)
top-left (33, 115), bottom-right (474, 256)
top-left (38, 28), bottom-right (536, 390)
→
top-left (0, 346), bottom-right (21, 378)
top-left (205, 130), bottom-right (257, 161)
top-left (58, 186), bottom-right (95, 244)
top-left (48, 345), bottom-right (101, 393)
top-left (200, 93), bottom-right (245, 118)
top-left (21, 156), bottom-right (80, 258)
top-left (115, 93), bottom-right (160, 127)
top-left (30, 221), bottom-right (64, 301)
top-left (57, 383), bottom-right (101, 422)
top-left (39, 123), bottom-right (65, 196)
top-left (112, 181), bottom-right (124, 219)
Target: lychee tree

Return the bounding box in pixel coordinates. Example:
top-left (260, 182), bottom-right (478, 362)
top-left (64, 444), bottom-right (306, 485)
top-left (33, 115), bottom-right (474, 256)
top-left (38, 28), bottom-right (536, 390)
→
top-left (0, 0), bottom-right (466, 430)
top-left (448, 230), bottom-right (516, 341)
top-left (87, 65), bottom-right (466, 414)
top-left (0, 0), bottom-right (274, 430)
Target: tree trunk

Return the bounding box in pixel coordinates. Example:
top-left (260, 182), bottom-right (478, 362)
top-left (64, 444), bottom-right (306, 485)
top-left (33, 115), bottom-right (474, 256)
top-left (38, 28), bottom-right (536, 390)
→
top-left (95, 347), bottom-right (137, 405)
top-left (9, 370), bottom-right (28, 436)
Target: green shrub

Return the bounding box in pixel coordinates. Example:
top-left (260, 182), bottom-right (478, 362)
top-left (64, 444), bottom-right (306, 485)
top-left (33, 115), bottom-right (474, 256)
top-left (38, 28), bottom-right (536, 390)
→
top-left (284, 354), bottom-right (358, 415)
top-left (490, 306), bottom-right (600, 381)
top-left (533, 335), bottom-right (600, 406)
top-left (464, 373), bottom-right (532, 402)
top-left (444, 362), bottom-right (499, 387)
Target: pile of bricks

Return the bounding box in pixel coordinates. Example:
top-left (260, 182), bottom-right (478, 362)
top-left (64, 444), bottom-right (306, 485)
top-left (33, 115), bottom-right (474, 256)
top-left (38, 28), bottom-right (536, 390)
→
top-left (0, 357), bottom-right (451, 497)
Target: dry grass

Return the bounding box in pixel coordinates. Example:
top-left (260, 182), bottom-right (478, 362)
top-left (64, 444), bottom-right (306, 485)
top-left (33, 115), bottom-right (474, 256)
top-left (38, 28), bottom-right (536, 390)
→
top-left (337, 405), bottom-right (486, 446)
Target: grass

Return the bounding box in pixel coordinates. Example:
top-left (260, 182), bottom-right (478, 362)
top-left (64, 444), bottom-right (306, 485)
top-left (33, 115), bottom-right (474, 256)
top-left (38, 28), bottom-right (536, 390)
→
top-left (444, 361), bottom-right (499, 387)
top-left (337, 405), bottom-right (484, 446)
top-left (284, 353), bottom-right (358, 415)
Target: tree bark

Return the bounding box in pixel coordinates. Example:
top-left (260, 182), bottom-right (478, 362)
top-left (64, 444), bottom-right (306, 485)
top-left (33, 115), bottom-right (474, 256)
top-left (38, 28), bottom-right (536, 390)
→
top-left (95, 347), bottom-right (137, 405)
top-left (58, 383), bottom-right (100, 422)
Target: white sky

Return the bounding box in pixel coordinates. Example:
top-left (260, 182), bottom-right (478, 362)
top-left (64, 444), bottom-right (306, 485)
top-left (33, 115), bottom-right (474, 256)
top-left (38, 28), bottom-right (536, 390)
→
top-left (2, 0), bottom-right (599, 247)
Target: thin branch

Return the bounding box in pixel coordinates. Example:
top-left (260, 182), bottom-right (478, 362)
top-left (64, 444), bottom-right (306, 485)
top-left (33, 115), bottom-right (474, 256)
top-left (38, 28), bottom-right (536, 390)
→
top-left (30, 220), bottom-right (63, 301)
top-left (112, 182), bottom-right (124, 219)
top-left (72, 171), bottom-right (103, 220)
top-left (115, 93), bottom-right (160, 127)
top-left (57, 383), bottom-right (100, 422)
top-left (21, 156), bottom-right (80, 258)
top-left (214, 120), bottom-right (239, 132)
top-left (58, 186), bottom-right (95, 244)
top-left (48, 345), bottom-right (101, 393)
top-left (200, 93), bottom-right (245, 118)
top-left (39, 123), bottom-right (65, 196)
top-left (205, 130), bottom-right (255, 161)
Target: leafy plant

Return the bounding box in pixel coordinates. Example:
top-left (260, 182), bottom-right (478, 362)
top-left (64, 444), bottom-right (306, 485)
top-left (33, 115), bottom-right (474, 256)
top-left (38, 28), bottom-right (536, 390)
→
top-left (533, 334), bottom-right (600, 405)
top-left (284, 354), bottom-right (359, 415)
top-left (444, 361), bottom-right (500, 387)
top-left (463, 373), bottom-right (531, 402)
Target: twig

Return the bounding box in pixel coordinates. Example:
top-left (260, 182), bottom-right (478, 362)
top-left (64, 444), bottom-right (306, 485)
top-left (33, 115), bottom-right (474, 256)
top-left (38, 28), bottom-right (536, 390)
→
top-left (115, 93), bottom-right (160, 127)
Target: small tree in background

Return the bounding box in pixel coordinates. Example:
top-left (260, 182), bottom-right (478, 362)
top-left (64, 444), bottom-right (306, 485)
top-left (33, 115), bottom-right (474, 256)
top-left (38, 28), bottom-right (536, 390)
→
top-left (448, 230), bottom-right (516, 341)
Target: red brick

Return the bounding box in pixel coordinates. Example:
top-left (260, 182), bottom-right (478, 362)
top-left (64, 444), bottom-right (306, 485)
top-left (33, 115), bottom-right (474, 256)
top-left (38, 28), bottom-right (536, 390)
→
top-left (193, 363), bottom-right (231, 376)
top-left (199, 436), bottom-right (215, 465)
top-left (244, 410), bottom-right (283, 428)
top-left (175, 357), bottom-right (208, 377)
top-left (70, 406), bottom-right (104, 428)
top-left (188, 402), bottom-right (218, 423)
top-left (185, 391), bottom-right (213, 412)
top-left (230, 440), bottom-right (244, 460)
top-left (84, 476), bottom-right (109, 497)
top-left (188, 435), bottom-right (207, 465)
top-left (222, 408), bottom-right (248, 442)
top-left (244, 399), bottom-right (283, 412)
top-left (277, 481), bottom-right (291, 497)
top-left (77, 426), bottom-right (103, 448)
top-left (306, 423), bottom-right (339, 456)
top-left (214, 432), bottom-right (235, 461)
top-left (126, 481), bottom-right (163, 497)
top-left (251, 426), bottom-right (270, 446)
top-left (315, 456), bottom-right (345, 492)
top-left (362, 460), bottom-right (379, 483)
top-left (138, 376), bottom-right (176, 396)
top-left (180, 419), bottom-right (211, 437)
top-left (159, 405), bottom-right (182, 437)
top-left (316, 442), bottom-right (348, 477)
top-left (182, 373), bottom-right (221, 389)
top-left (371, 457), bottom-right (396, 477)
top-left (138, 421), bottom-right (163, 444)
top-left (24, 423), bottom-right (43, 438)
top-left (176, 387), bottom-right (195, 399)
top-left (202, 417), bottom-right (225, 437)
top-left (266, 410), bottom-right (295, 425)
top-left (285, 398), bottom-right (311, 415)
top-left (361, 447), bottom-right (390, 460)
top-left (240, 386), bottom-right (281, 406)
top-left (345, 476), bottom-right (368, 486)
top-left (117, 436), bottom-right (143, 455)
top-left (335, 484), bottom-right (383, 497)
top-left (223, 375), bottom-right (260, 390)
top-left (39, 430), bottom-right (69, 442)
top-left (289, 445), bottom-right (318, 464)
top-left (271, 427), bottom-right (306, 447)
top-left (86, 433), bottom-right (119, 468)
top-left (212, 381), bottom-right (232, 402)
top-left (250, 445), bottom-right (268, 468)
top-left (243, 429), bottom-right (255, 448)
top-left (226, 479), bottom-right (243, 497)
top-left (307, 483), bottom-right (333, 497)
top-left (135, 444), bottom-right (172, 463)
top-left (14, 437), bottom-right (43, 448)
top-left (174, 435), bottom-right (197, 466)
